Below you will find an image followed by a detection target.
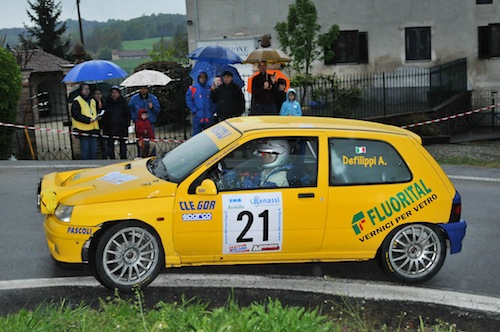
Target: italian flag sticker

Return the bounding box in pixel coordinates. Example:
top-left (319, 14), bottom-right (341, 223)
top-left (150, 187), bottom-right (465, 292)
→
top-left (355, 146), bottom-right (366, 154)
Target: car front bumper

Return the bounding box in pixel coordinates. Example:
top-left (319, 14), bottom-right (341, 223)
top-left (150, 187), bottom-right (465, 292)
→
top-left (44, 215), bottom-right (100, 263)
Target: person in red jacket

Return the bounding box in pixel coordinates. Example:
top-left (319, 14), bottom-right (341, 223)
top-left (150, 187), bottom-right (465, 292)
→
top-left (135, 108), bottom-right (154, 158)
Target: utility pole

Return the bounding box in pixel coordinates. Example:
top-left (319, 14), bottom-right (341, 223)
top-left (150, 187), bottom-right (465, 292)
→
top-left (76, 0), bottom-right (84, 45)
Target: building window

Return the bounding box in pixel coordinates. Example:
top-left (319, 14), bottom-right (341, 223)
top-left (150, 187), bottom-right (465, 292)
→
top-left (405, 27), bottom-right (431, 61)
top-left (476, 0), bottom-right (493, 4)
top-left (325, 30), bottom-right (368, 65)
top-left (478, 24), bottom-right (500, 58)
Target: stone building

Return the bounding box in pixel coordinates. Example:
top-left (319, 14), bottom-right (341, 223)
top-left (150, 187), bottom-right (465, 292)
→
top-left (185, 0), bottom-right (500, 89)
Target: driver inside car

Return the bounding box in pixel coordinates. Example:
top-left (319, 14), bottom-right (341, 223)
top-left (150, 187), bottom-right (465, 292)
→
top-left (256, 139), bottom-right (292, 187)
top-left (215, 139), bottom-right (293, 190)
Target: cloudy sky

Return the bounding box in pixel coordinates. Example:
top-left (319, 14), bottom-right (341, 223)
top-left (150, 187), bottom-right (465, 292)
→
top-left (0, 0), bottom-right (186, 29)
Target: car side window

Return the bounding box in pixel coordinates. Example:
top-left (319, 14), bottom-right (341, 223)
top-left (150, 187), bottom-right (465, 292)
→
top-left (329, 138), bottom-right (412, 186)
top-left (196, 137), bottom-right (318, 192)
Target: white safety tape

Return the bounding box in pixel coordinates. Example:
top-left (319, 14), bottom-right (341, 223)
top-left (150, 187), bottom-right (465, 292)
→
top-left (0, 121), bottom-right (184, 144)
top-left (401, 103), bottom-right (499, 129)
top-left (1, 103), bottom-right (498, 136)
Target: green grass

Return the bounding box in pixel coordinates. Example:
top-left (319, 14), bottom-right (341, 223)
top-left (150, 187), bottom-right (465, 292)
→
top-left (112, 58), bottom-right (152, 73)
top-left (122, 37), bottom-right (168, 51)
top-left (0, 292), bottom-right (462, 332)
top-left (434, 156), bottom-right (500, 169)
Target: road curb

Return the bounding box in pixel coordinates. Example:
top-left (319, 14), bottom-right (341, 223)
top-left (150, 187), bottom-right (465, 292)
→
top-left (1, 274), bottom-right (499, 315)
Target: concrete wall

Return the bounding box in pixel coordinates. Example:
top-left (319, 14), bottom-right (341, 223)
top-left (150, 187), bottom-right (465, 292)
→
top-left (185, 0), bottom-right (500, 89)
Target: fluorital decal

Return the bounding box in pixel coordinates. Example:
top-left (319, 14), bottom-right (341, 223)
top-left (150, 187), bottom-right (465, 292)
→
top-left (352, 179), bottom-right (438, 242)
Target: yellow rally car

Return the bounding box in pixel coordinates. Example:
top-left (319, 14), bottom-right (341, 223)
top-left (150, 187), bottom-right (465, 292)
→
top-left (38, 116), bottom-right (466, 291)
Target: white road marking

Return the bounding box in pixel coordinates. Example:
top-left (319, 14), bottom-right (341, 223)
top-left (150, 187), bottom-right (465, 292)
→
top-left (0, 164), bottom-right (104, 169)
top-left (0, 274), bottom-right (498, 314)
top-left (448, 175), bottom-right (500, 183)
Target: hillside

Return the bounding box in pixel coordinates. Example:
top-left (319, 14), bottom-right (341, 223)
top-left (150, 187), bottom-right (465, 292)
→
top-left (0, 13), bottom-right (185, 50)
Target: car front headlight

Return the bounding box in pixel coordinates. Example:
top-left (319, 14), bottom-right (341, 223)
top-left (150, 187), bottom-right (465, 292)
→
top-left (54, 204), bottom-right (74, 223)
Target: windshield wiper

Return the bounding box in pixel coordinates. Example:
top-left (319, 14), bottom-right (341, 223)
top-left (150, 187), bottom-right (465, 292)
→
top-left (153, 156), bottom-right (170, 181)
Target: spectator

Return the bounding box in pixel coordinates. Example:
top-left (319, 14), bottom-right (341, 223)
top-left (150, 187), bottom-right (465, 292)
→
top-left (274, 78), bottom-right (287, 111)
top-left (250, 61), bottom-right (279, 115)
top-left (211, 70), bottom-right (245, 121)
top-left (279, 88), bottom-right (302, 116)
top-left (135, 108), bottom-right (155, 158)
top-left (212, 76), bottom-right (223, 89)
top-left (186, 71), bottom-right (215, 135)
top-left (71, 83), bottom-right (100, 159)
top-left (102, 86), bottom-right (130, 159)
top-left (93, 88), bottom-right (108, 159)
top-left (128, 86), bottom-right (161, 132)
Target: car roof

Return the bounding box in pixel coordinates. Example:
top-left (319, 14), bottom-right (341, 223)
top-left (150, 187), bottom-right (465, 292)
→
top-left (225, 116), bottom-right (422, 142)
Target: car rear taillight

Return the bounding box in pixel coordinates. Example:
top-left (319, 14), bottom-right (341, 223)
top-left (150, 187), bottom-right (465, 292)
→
top-left (449, 191), bottom-right (462, 223)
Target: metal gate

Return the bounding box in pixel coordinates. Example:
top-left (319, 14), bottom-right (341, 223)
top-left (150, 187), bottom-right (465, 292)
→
top-left (31, 89), bottom-right (74, 160)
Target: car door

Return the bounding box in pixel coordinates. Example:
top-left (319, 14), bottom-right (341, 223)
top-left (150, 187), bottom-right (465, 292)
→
top-left (323, 135), bottom-right (415, 257)
top-left (172, 135), bottom-right (329, 265)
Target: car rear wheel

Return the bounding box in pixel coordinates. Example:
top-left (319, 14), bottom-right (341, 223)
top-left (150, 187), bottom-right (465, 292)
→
top-left (93, 222), bottom-right (164, 292)
top-left (379, 223), bottom-right (446, 284)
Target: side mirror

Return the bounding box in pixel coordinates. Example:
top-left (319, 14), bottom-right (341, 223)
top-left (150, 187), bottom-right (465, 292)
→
top-left (196, 179), bottom-right (218, 195)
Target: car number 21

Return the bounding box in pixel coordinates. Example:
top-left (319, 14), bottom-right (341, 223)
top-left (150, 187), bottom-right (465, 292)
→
top-left (222, 192), bottom-right (283, 254)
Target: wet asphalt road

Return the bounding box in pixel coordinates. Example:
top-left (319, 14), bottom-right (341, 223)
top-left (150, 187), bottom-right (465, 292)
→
top-left (0, 161), bottom-right (499, 299)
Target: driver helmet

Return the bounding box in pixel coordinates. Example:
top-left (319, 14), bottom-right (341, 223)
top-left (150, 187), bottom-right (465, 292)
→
top-left (255, 139), bottom-right (291, 168)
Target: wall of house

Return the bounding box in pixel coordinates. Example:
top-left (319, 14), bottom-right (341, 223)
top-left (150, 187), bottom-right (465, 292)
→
top-left (186, 0), bottom-right (500, 89)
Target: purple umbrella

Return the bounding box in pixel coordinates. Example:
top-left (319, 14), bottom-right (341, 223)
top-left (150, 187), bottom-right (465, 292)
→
top-left (188, 46), bottom-right (243, 64)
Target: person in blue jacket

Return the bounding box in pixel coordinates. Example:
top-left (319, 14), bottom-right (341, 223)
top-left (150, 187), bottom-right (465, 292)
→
top-left (186, 71), bottom-right (215, 135)
top-left (128, 86), bottom-right (161, 131)
top-left (279, 88), bottom-right (302, 116)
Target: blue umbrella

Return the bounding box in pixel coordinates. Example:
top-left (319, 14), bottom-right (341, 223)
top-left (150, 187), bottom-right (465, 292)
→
top-left (62, 60), bottom-right (128, 83)
top-left (188, 45), bottom-right (243, 64)
top-left (190, 62), bottom-right (244, 88)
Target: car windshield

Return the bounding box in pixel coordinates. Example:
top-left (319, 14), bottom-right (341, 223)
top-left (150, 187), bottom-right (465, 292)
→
top-left (153, 132), bottom-right (220, 182)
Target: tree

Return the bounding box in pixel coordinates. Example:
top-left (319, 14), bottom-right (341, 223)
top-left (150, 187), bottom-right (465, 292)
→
top-left (275, 0), bottom-right (339, 76)
top-left (148, 34), bottom-right (188, 65)
top-left (96, 47), bottom-right (112, 60)
top-left (149, 37), bottom-right (173, 62)
top-left (85, 26), bottom-right (122, 53)
top-left (0, 48), bottom-right (22, 159)
top-left (24, 0), bottom-right (70, 58)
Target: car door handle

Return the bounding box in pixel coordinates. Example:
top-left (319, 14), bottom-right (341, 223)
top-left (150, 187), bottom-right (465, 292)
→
top-left (298, 193), bottom-right (315, 198)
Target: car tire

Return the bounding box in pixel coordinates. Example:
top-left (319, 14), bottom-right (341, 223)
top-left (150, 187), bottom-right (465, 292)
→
top-left (93, 222), bottom-right (164, 292)
top-left (378, 223), bottom-right (446, 284)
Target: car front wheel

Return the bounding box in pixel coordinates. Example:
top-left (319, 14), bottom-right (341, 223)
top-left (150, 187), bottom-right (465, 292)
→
top-left (379, 223), bottom-right (446, 284)
top-left (93, 222), bottom-right (164, 292)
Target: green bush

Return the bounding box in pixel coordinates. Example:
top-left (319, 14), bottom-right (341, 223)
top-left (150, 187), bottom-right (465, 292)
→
top-left (0, 48), bottom-right (22, 159)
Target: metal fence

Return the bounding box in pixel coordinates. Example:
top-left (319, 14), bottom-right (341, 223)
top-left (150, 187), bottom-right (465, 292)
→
top-left (292, 58), bottom-right (468, 120)
top-left (14, 58), bottom-right (498, 160)
top-left (28, 90), bottom-right (73, 160)
top-left (294, 68), bottom-right (431, 119)
top-left (470, 89), bottom-right (500, 128)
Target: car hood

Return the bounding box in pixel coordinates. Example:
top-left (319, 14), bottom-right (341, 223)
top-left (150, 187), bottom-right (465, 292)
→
top-left (39, 158), bottom-right (177, 214)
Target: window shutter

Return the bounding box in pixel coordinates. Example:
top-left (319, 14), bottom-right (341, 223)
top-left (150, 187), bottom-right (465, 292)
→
top-left (358, 32), bottom-right (368, 63)
top-left (478, 26), bottom-right (490, 59)
top-left (405, 28), bottom-right (418, 60)
top-left (490, 24), bottom-right (500, 57)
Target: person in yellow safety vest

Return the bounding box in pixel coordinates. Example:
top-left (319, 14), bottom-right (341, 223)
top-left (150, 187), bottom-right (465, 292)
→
top-left (71, 83), bottom-right (101, 159)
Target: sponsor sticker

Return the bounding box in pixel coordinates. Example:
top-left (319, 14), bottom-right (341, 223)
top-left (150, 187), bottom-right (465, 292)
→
top-left (182, 213), bottom-right (213, 221)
